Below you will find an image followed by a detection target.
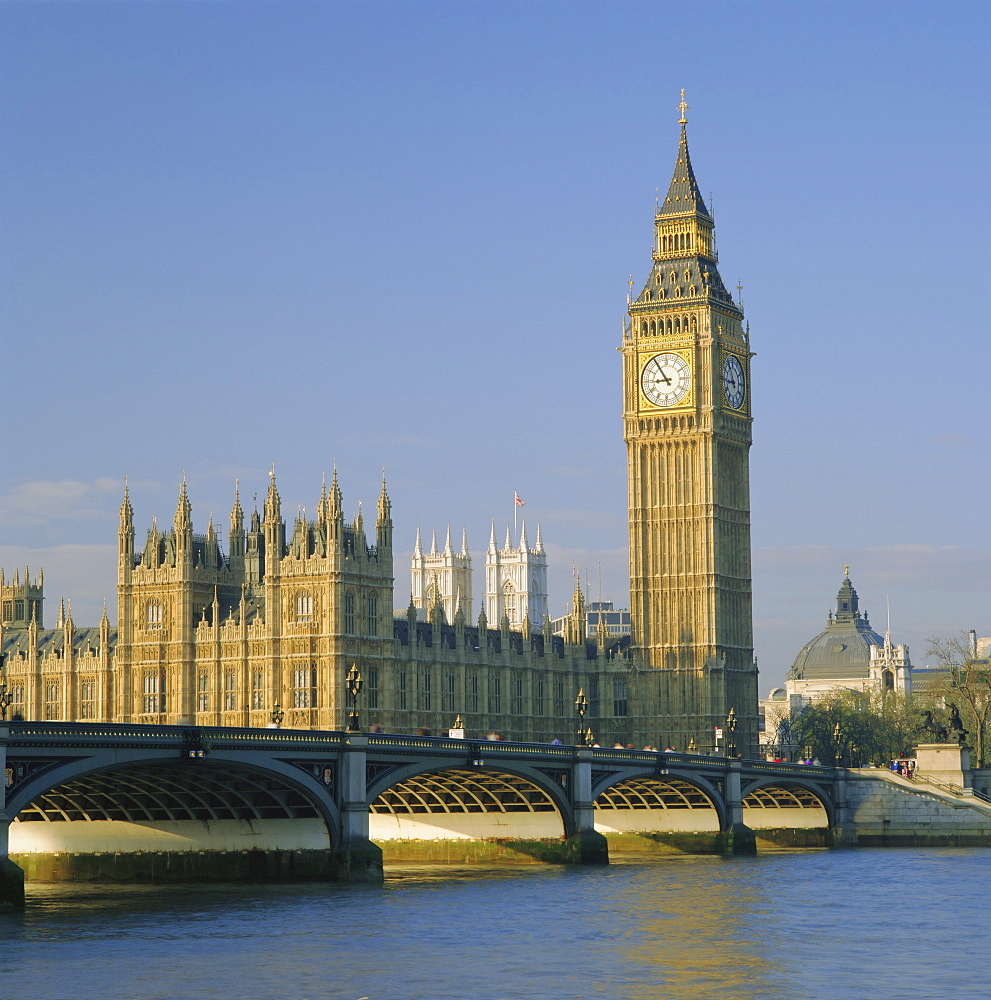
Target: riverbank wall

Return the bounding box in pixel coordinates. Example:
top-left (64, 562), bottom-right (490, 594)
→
top-left (841, 769), bottom-right (991, 846)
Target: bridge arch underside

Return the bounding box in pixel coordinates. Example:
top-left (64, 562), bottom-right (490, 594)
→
top-left (368, 767), bottom-right (581, 864)
top-left (9, 761), bottom-right (333, 882)
top-left (592, 776), bottom-right (831, 853)
top-left (742, 782), bottom-right (831, 831)
top-left (594, 777), bottom-right (722, 837)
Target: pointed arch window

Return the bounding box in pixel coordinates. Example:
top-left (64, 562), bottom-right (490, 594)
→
top-left (295, 592), bottom-right (313, 622)
top-left (502, 580), bottom-right (517, 624)
top-left (146, 601), bottom-right (162, 630)
top-left (294, 664), bottom-right (317, 708)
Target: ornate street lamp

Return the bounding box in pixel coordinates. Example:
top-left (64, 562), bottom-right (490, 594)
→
top-left (346, 663), bottom-right (363, 733)
top-left (0, 651), bottom-right (9, 722)
top-left (584, 726), bottom-right (595, 747)
top-left (726, 707), bottom-right (738, 758)
top-left (0, 675), bottom-right (10, 723)
top-left (270, 701), bottom-right (285, 729)
top-left (833, 722), bottom-right (843, 766)
top-left (574, 688), bottom-right (588, 745)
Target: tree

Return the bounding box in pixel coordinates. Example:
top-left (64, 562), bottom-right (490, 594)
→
top-left (790, 689), bottom-right (924, 766)
top-left (922, 632), bottom-right (991, 767)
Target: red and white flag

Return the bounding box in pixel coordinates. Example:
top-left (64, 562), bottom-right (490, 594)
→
top-left (514, 491), bottom-right (525, 507)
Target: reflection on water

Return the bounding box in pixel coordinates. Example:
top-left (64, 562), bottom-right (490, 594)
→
top-left (1, 849), bottom-right (989, 1000)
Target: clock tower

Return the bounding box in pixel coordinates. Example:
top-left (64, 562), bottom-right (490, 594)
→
top-left (621, 95), bottom-right (758, 752)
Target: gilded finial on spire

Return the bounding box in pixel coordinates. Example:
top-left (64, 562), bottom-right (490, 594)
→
top-left (678, 88), bottom-right (689, 126)
top-left (844, 564), bottom-right (850, 577)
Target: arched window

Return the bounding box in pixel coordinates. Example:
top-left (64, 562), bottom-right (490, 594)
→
top-left (146, 601), bottom-right (162, 630)
top-left (502, 581), bottom-right (517, 623)
top-left (883, 669), bottom-right (895, 690)
top-left (649, 320), bottom-right (656, 336)
top-left (674, 317), bottom-right (681, 333)
top-left (295, 592), bottom-right (313, 622)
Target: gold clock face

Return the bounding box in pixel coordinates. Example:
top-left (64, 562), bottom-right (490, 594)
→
top-left (641, 352), bottom-right (691, 407)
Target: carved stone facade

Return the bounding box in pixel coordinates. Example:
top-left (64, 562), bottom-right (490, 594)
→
top-left (1, 475), bottom-right (631, 744)
top-left (621, 105), bottom-right (759, 751)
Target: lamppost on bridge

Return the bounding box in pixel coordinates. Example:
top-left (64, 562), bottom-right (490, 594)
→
top-left (833, 722), bottom-right (844, 767)
top-left (346, 663), bottom-right (363, 733)
top-left (725, 707), bottom-right (738, 758)
top-left (584, 726), bottom-right (595, 747)
top-left (0, 649), bottom-right (10, 722)
top-left (270, 702), bottom-right (285, 729)
top-left (0, 670), bottom-right (11, 723)
top-left (575, 689), bottom-right (588, 746)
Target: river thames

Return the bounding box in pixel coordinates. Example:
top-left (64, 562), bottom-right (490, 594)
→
top-left (1, 848), bottom-right (986, 1000)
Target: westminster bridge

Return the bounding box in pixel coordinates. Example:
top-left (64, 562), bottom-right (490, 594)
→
top-left (0, 722), bottom-right (844, 906)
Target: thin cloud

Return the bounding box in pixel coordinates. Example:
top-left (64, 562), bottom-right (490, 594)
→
top-left (0, 479), bottom-right (124, 528)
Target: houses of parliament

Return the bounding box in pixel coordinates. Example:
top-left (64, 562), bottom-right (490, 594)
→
top-left (1, 102), bottom-right (759, 752)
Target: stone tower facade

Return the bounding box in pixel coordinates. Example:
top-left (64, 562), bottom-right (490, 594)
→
top-left (114, 471), bottom-right (396, 729)
top-left (410, 526), bottom-right (472, 623)
top-left (621, 98), bottom-right (758, 751)
top-left (1, 568), bottom-right (44, 629)
top-left (484, 522), bottom-right (548, 630)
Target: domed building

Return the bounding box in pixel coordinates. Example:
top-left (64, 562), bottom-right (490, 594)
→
top-left (759, 570), bottom-right (912, 753)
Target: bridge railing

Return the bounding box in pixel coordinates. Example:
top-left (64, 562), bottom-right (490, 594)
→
top-left (1, 723), bottom-right (836, 780)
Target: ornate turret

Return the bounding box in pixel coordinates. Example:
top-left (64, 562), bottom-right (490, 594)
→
top-left (118, 479), bottom-right (135, 582)
top-left (262, 467), bottom-right (284, 568)
top-left (376, 474), bottom-right (392, 553)
top-left (229, 481), bottom-right (245, 570)
top-left (564, 574), bottom-right (586, 646)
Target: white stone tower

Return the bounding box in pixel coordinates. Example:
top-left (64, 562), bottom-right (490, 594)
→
top-left (484, 521), bottom-right (547, 629)
top-left (410, 526), bottom-right (472, 623)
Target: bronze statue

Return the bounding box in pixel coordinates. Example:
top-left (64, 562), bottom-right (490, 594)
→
top-left (921, 710), bottom-right (949, 742)
top-left (947, 702), bottom-right (969, 746)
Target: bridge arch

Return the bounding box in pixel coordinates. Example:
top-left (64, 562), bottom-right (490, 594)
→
top-left (367, 761), bottom-right (573, 842)
top-left (592, 770), bottom-right (726, 835)
top-left (7, 751), bottom-right (341, 871)
top-left (740, 778), bottom-right (834, 830)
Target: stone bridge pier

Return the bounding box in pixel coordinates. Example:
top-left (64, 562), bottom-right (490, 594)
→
top-left (1, 727), bottom-right (27, 907)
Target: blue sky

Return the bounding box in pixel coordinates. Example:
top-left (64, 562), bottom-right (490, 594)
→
top-left (2, 0), bottom-right (989, 689)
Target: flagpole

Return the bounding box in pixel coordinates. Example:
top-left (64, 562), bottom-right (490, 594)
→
top-left (514, 492), bottom-right (517, 536)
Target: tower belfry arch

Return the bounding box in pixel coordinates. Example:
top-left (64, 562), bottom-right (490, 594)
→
top-left (621, 95), bottom-right (758, 752)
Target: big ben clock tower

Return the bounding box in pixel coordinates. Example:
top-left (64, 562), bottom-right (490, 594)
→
top-left (622, 94), bottom-right (758, 752)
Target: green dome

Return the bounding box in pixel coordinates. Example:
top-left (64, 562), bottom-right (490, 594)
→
top-left (787, 574), bottom-right (883, 681)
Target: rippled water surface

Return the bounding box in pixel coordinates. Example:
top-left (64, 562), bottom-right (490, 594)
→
top-left (2, 848), bottom-right (987, 1000)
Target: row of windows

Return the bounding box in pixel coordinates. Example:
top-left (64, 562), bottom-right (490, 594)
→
top-left (296, 592), bottom-right (379, 635)
top-left (12, 670), bottom-right (626, 720)
top-left (659, 233), bottom-right (709, 254)
top-left (395, 672), bottom-right (627, 718)
top-left (141, 591), bottom-right (383, 634)
top-left (640, 314), bottom-right (697, 337)
top-left (2, 599), bottom-right (42, 623)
